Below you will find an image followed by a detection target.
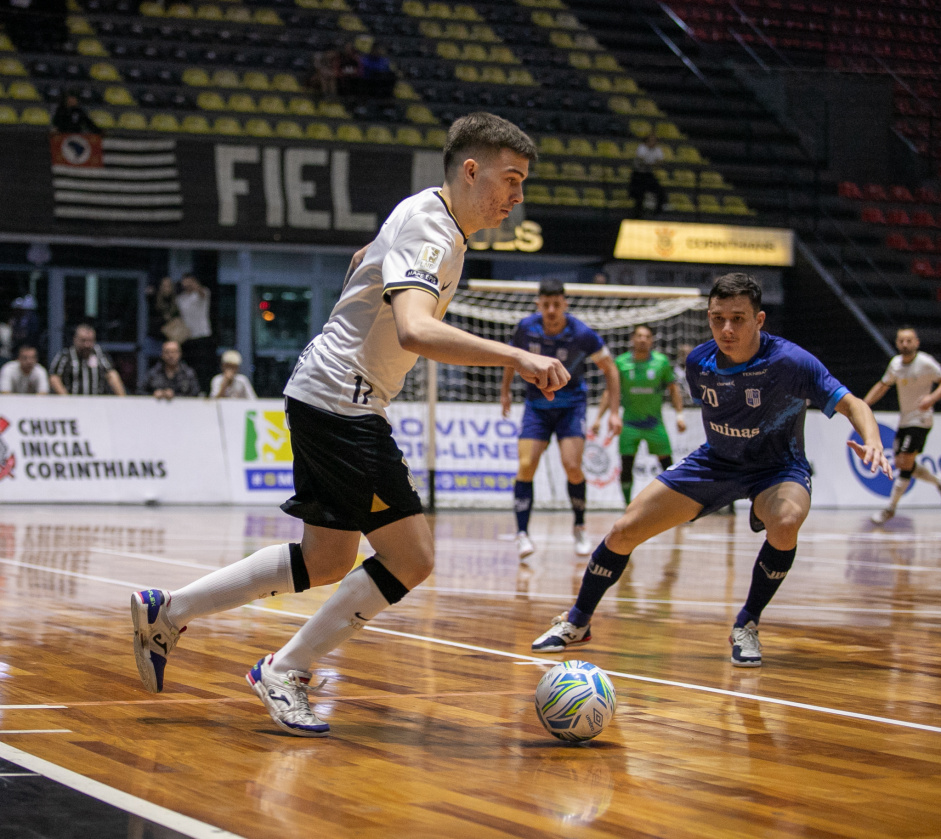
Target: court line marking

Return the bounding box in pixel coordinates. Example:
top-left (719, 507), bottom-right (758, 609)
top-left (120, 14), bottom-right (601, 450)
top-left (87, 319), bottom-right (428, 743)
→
top-left (245, 604), bottom-right (941, 735)
top-left (0, 730), bottom-right (72, 735)
top-left (0, 742), bottom-right (247, 839)
top-left (1, 559), bottom-right (937, 733)
top-left (2, 556), bottom-right (939, 617)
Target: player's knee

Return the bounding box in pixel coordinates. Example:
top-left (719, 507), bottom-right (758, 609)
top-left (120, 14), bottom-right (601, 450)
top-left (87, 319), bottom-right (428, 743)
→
top-left (766, 510), bottom-right (805, 546)
top-left (562, 463), bottom-right (584, 482)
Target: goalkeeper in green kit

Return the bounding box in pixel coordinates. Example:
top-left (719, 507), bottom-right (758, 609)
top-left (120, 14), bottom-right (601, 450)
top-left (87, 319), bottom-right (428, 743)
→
top-left (592, 323), bottom-right (687, 505)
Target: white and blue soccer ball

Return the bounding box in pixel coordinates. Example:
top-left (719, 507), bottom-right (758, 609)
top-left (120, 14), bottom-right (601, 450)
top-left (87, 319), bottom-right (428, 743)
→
top-left (534, 660), bottom-right (617, 742)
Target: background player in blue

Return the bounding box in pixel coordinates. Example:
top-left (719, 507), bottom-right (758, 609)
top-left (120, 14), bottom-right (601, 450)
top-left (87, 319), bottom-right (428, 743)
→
top-left (501, 278), bottom-right (622, 559)
top-left (531, 272), bottom-right (891, 667)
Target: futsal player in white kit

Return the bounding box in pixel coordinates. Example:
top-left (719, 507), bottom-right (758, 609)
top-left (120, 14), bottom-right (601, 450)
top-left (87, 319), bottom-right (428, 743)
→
top-left (864, 326), bottom-right (941, 524)
top-left (131, 113), bottom-right (570, 736)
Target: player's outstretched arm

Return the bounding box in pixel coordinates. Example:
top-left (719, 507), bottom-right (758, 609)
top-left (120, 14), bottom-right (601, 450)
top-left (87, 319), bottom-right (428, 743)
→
top-left (591, 389), bottom-right (610, 436)
top-left (835, 393), bottom-right (892, 478)
top-left (595, 354), bottom-right (622, 438)
top-left (863, 380), bottom-right (890, 407)
top-left (500, 366), bottom-right (515, 418)
top-left (391, 288), bottom-right (570, 398)
top-left (667, 382), bottom-right (687, 433)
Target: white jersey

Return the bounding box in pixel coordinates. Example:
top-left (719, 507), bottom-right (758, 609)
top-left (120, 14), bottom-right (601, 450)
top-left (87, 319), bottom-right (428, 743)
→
top-left (0, 360), bottom-right (49, 394)
top-left (881, 351), bottom-right (941, 428)
top-left (285, 187), bottom-right (466, 418)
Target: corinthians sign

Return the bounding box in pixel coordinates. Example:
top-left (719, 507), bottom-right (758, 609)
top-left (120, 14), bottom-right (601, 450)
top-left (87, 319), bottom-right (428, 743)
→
top-left (614, 220), bottom-right (794, 266)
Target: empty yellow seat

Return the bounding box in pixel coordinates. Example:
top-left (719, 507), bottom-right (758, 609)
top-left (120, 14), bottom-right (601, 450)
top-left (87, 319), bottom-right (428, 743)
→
top-left (272, 74), bottom-right (301, 93)
top-left (462, 43), bottom-right (487, 61)
top-left (589, 76), bottom-right (613, 93)
top-left (524, 184), bottom-right (551, 204)
top-left (196, 4), bottom-right (223, 18)
top-left (506, 68), bottom-right (534, 85)
top-left (223, 6), bottom-right (251, 22)
top-left (288, 97), bottom-right (316, 116)
top-left (534, 161), bottom-right (558, 179)
top-left (723, 195), bottom-right (752, 214)
top-left (672, 169), bottom-right (697, 188)
top-left (166, 3), bottom-right (195, 17)
top-left (243, 71), bottom-right (270, 90)
top-left (77, 38), bottom-right (108, 56)
top-left (228, 93), bottom-right (256, 112)
top-left (668, 192), bottom-right (695, 212)
top-left (305, 122), bottom-right (333, 140)
top-left (698, 193), bottom-right (722, 213)
top-left (213, 116), bottom-right (242, 135)
top-left (117, 111), bottom-right (147, 130)
top-left (0, 57), bottom-right (27, 76)
top-left (455, 65), bottom-right (478, 83)
top-left (7, 81), bottom-right (40, 100)
top-left (700, 171), bottom-right (729, 190)
top-left (150, 113), bottom-right (181, 132)
top-left (537, 136), bottom-right (565, 155)
top-left (437, 41), bottom-right (460, 60)
top-left (365, 125), bottom-right (394, 144)
top-left (595, 140), bottom-right (622, 158)
top-left (629, 119), bottom-right (652, 138)
top-left (197, 91), bottom-right (226, 110)
top-left (244, 118), bottom-right (274, 137)
top-left (181, 114), bottom-right (212, 133)
top-left (406, 104), bottom-right (436, 124)
top-left (0, 104), bottom-right (17, 123)
top-left (258, 95), bottom-right (286, 114)
top-left (425, 127), bottom-right (447, 147)
top-left (336, 123), bottom-right (364, 142)
top-left (212, 69), bottom-right (241, 88)
top-left (395, 126), bottom-right (423, 146)
top-left (567, 137), bottom-right (594, 157)
top-left (183, 67), bottom-right (212, 86)
top-left (318, 101), bottom-right (348, 119)
top-left (655, 121), bottom-right (684, 140)
top-left (88, 109), bottom-right (115, 129)
top-left (254, 8), bottom-right (282, 24)
top-left (582, 187), bottom-right (606, 208)
top-left (89, 62), bottom-right (121, 82)
top-left (553, 186), bottom-right (580, 206)
top-left (560, 162), bottom-right (587, 180)
top-left (675, 145), bottom-right (704, 164)
top-left (275, 119), bottom-right (303, 138)
top-left (480, 66), bottom-right (507, 84)
top-left (104, 86), bottom-right (136, 106)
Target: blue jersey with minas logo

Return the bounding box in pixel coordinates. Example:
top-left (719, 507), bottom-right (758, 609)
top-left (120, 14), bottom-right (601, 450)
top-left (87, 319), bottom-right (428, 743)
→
top-left (686, 332), bottom-right (849, 466)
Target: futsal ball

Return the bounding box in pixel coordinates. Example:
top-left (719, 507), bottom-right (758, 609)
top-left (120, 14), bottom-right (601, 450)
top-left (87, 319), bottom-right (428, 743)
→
top-left (534, 660), bottom-right (617, 742)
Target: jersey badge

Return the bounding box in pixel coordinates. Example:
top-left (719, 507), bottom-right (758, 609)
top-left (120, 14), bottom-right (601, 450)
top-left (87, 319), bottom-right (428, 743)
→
top-left (557, 348), bottom-right (568, 362)
top-left (647, 368), bottom-right (655, 380)
top-left (415, 243), bottom-right (444, 272)
top-left (745, 388), bottom-right (761, 408)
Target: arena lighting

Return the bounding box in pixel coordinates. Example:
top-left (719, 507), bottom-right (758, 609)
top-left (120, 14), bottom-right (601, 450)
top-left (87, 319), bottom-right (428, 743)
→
top-left (614, 220), bottom-right (794, 266)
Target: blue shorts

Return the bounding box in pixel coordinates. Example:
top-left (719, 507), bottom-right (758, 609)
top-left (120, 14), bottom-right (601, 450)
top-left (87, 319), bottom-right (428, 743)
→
top-left (656, 444), bottom-right (812, 519)
top-left (520, 401), bottom-right (587, 442)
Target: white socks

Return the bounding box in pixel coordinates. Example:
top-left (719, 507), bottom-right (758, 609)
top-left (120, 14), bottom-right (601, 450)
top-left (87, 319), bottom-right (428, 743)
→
top-left (886, 476), bottom-right (910, 512)
top-left (274, 565), bottom-right (390, 674)
top-left (167, 543), bottom-right (294, 629)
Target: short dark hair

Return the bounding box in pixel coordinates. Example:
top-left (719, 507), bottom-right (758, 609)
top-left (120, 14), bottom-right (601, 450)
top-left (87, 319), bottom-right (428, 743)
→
top-left (708, 272), bottom-right (762, 313)
top-left (443, 112), bottom-right (537, 178)
top-left (632, 323), bottom-right (654, 336)
top-left (538, 278), bottom-right (565, 297)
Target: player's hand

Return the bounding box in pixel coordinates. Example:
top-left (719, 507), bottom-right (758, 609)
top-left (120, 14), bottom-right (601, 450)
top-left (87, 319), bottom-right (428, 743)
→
top-left (676, 416), bottom-right (687, 433)
top-left (589, 420), bottom-right (601, 438)
top-left (847, 439), bottom-right (892, 479)
top-left (517, 354), bottom-right (569, 401)
top-left (500, 392), bottom-right (511, 419)
top-left (606, 414), bottom-right (623, 439)
top-left (916, 394), bottom-right (936, 412)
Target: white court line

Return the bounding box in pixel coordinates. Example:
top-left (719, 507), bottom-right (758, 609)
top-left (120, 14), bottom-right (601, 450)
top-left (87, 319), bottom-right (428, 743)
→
top-left (0, 730), bottom-right (71, 735)
top-left (0, 743), bottom-right (246, 839)
top-left (243, 603), bottom-right (941, 735)
top-left (0, 705), bottom-right (68, 710)
top-left (1, 558), bottom-right (938, 733)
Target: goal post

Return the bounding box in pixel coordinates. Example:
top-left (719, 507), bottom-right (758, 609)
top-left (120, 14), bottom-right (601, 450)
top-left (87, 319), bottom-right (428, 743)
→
top-left (397, 281), bottom-right (710, 510)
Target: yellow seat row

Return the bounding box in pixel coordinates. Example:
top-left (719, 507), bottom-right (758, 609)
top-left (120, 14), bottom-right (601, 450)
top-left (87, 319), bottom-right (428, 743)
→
top-left (82, 109), bottom-right (448, 145)
top-left (139, 2), bottom-right (282, 24)
top-left (588, 75), bottom-right (640, 94)
top-left (535, 161), bottom-right (731, 189)
top-left (182, 68), bottom-right (302, 92)
top-left (548, 31), bottom-right (599, 50)
top-left (454, 65), bottom-right (534, 85)
top-left (293, 0), bottom-right (349, 9)
top-left (568, 52), bottom-right (621, 72)
top-left (525, 184), bottom-right (750, 213)
top-left (196, 91), bottom-right (348, 118)
top-left (437, 42), bottom-right (517, 63)
top-left (0, 104), bottom-right (50, 125)
top-left (402, 1), bottom-right (481, 20)
top-left (418, 21), bottom-right (499, 42)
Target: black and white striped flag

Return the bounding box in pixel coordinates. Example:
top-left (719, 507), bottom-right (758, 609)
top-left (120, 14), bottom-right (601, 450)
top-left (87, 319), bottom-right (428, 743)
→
top-left (50, 135), bottom-right (183, 223)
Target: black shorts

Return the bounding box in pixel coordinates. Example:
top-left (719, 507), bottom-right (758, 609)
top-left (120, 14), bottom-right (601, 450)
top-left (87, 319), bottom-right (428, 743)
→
top-left (894, 426), bottom-right (930, 455)
top-left (280, 397), bottom-right (423, 533)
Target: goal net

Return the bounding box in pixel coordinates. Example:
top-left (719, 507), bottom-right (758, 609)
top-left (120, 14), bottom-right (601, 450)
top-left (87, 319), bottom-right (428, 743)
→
top-left (391, 281), bottom-right (710, 510)
top-left (399, 281), bottom-right (709, 405)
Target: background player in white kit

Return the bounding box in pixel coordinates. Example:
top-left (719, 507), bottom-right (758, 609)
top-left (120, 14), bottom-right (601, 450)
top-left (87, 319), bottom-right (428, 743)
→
top-left (864, 326), bottom-right (941, 524)
top-left (130, 112), bottom-right (570, 736)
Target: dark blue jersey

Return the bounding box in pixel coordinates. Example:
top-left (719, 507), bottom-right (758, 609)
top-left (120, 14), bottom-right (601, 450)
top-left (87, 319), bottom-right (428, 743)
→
top-left (510, 313), bottom-right (605, 408)
top-left (686, 332), bottom-right (849, 467)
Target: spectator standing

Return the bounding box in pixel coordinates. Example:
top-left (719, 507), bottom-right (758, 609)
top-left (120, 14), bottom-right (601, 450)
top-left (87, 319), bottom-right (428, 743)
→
top-left (310, 48), bottom-right (339, 97)
top-left (629, 133), bottom-right (666, 219)
top-left (210, 350), bottom-right (257, 399)
top-left (336, 41), bottom-right (363, 96)
top-left (360, 43), bottom-right (395, 98)
top-left (176, 273), bottom-right (214, 394)
top-left (139, 341), bottom-right (200, 400)
top-left (0, 345), bottom-right (49, 394)
top-left (51, 92), bottom-right (101, 135)
top-left (145, 277), bottom-right (186, 361)
top-left (49, 324), bottom-right (126, 396)
top-left (10, 295), bottom-right (41, 351)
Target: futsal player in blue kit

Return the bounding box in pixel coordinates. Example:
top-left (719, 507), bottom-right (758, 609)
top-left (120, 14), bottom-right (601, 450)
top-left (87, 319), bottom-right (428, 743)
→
top-left (501, 279), bottom-right (622, 559)
top-left (531, 273), bottom-right (892, 666)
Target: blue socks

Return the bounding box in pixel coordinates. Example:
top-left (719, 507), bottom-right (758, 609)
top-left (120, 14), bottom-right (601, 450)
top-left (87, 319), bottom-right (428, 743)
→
top-left (513, 480), bottom-right (533, 533)
top-left (569, 541), bottom-right (631, 626)
top-left (738, 540), bottom-right (796, 626)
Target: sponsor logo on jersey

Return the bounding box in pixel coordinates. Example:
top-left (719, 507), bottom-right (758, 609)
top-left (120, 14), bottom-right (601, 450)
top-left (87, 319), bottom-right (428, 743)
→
top-left (415, 242), bottom-right (444, 272)
top-left (745, 388), bottom-right (761, 408)
top-left (557, 348), bottom-right (568, 362)
top-left (404, 268), bottom-right (439, 286)
top-left (708, 421), bottom-right (761, 439)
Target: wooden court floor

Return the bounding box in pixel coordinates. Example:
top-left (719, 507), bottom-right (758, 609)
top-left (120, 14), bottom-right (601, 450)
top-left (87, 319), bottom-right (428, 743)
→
top-left (0, 503), bottom-right (939, 839)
